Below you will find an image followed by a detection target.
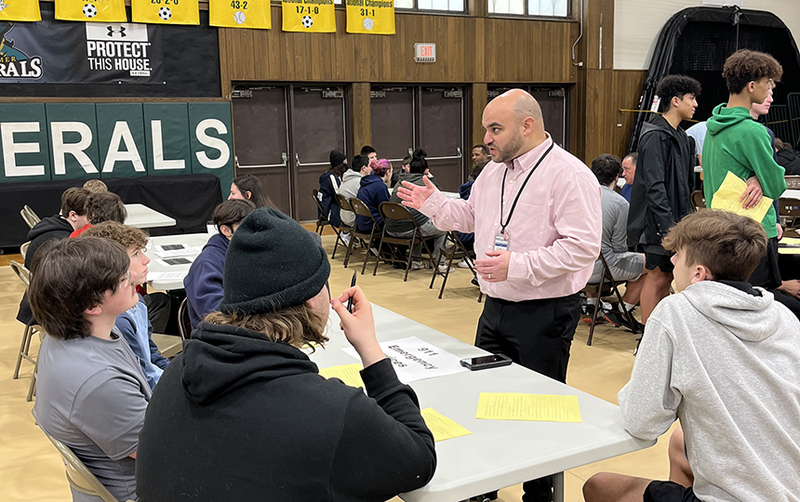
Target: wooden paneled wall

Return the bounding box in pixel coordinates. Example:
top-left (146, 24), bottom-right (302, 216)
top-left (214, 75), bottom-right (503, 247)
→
top-left (219, 7), bottom-right (579, 89)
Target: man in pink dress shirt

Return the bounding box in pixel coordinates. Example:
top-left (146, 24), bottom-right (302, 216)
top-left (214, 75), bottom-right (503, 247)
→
top-left (398, 89), bottom-right (602, 502)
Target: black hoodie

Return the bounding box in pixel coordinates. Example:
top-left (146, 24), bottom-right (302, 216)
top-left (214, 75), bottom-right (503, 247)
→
top-left (136, 322), bottom-right (436, 502)
top-left (627, 115), bottom-right (695, 250)
top-left (16, 216), bottom-right (74, 325)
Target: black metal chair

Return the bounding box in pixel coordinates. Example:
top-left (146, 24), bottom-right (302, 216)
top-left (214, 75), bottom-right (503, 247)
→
top-left (311, 189), bottom-right (340, 241)
top-left (585, 252), bottom-right (641, 346)
top-left (691, 190), bottom-right (706, 210)
top-left (333, 193), bottom-right (356, 261)
top-left (347, 197), bottom-right (383, 274)
top-left (177, 297), bottom-right (192, 342)
top-left (430, 231), bottom-right (476, 299)
top-left (376, 202), bottom-right (436, 281)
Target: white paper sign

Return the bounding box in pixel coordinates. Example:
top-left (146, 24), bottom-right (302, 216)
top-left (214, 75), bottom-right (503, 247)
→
top-left (343, 336), bottom-right (467, 384)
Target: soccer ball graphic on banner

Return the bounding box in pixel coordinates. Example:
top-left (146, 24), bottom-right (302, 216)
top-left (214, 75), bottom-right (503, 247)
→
top-left (158, 6), bottom-right (172, 20)
top-left (301, 15), bottom-right (313, 28)
top-left (82, 3), bottom-right (98, 18)
top-left (233, 10), bottom-right (246, 24)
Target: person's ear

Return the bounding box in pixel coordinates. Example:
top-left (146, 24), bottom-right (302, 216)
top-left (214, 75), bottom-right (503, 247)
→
top-left (521, 116), bottom-right (536, 137)
top-left (67, 210), bottom-right (77, 221)
top-left (85, 304), bottom-right (102, 316)
top-left (245, 191), bottom-right (252, 200)
top-left (220, 225), bottom-right (234, 239)
top-left (691, 264), bottom-right (713, 285)
top-left (670, 95), bottom-right (681, 110)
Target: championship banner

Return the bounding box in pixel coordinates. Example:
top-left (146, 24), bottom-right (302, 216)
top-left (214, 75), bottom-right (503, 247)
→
top-left (281, 0), bottom-right (335, 33)
top-left (55, 0), bottom-right (127, 23)
top-left (132, 0), bottom-right (199, 26)
top-left (209, 0), bottom-right (270, 29)
top-left (0, 0), bottom-right (41, 22)
top-left (0, 17), bottom-right (164, 83)
top-left (345, 0), bottom-right (394, 35)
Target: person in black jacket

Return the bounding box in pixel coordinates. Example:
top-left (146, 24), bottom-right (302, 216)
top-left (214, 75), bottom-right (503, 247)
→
top-left (17, 187), bottom-right (90, 326)
top-left (318, 150), bottom-right (348, 226)
top-left (627, 75), bottom-right (700, 324)
top-left (136, 207), bottom-right (436, 502)
top-left (775, 138), bottom-right (800, 176)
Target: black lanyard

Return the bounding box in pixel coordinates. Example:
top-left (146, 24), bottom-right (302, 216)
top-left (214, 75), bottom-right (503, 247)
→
top-left (499, 142), bottom-right (555, 235)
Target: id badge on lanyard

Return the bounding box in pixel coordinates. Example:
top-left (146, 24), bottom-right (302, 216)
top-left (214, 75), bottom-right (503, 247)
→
top-left (494, 231), bottom-right (509, 251)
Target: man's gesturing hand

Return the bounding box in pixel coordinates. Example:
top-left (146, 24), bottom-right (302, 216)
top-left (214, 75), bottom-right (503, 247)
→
top-left (396, 176), bottom-right (436, 210)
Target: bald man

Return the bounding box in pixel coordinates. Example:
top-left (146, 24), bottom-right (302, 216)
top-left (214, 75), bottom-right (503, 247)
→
top-left (398, 89), bottom-right (601, 501)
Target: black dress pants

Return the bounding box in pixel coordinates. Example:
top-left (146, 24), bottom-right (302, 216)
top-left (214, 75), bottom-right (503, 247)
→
top-left (475, 293), bottom-right (582, 502)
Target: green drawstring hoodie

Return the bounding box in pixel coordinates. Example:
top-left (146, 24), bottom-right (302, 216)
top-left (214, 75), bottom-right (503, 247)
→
top-left (703, 104), bottom-right (786, 238)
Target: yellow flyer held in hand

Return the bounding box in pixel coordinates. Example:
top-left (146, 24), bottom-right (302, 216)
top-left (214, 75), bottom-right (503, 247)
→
top-left (710, 171), bottom-right (773, 223)
top-left (131, 0), bottom-right (199, 26)
top-left (56, 0), bottom-right (127, 22)
top-left (345, 0), bottom-right (395, 35)
top-left (209, 0), bottom-right (271, 29)
top-left (281, 0), bottom-right (335, 33)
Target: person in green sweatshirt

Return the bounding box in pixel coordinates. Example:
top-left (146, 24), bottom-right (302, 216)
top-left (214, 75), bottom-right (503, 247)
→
top-left (703, 49), bottom-right (788, 293)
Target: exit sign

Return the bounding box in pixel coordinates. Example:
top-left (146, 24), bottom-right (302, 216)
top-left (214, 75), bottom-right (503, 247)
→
top-left (414, 43), bottom-right (436, 63)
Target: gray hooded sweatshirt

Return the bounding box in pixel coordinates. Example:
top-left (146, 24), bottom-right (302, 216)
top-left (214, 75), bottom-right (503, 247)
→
top-left (619, 280), bottom-right (800, 501)
top-left (337, 169), bottom-right (364, 226)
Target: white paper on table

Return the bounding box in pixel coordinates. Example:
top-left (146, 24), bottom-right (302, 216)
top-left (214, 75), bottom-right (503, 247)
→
top-left (156, 256), bottom-right (195, 267)
top-left (155, 246), bottom-right (202, 259)
top-left (147, 271), bottom-right (186, 282)
top-left (342, 336), bottom-right (468, 384)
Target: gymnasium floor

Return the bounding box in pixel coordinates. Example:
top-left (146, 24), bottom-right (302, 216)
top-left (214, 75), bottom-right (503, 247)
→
top-left (0, 233), bottom-right (676, 501)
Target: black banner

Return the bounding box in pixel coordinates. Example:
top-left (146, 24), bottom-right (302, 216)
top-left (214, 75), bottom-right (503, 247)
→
top-left (0, 9), bottom-right (164, 84)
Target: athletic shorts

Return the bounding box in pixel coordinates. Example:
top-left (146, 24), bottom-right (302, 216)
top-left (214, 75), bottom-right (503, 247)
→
top-left (642, 244), bottom-right (674, 273)
top-left (644, 481), bottom-right (701, 502)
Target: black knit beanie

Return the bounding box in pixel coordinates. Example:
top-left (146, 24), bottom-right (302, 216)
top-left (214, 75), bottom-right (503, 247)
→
top-left (330, 150), bottom-right (347, 169)
top-left (219, 207), bottom-right (330, 315)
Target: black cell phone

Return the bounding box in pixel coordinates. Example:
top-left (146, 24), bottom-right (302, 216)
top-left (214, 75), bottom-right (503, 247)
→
top-left (459, 353), bottom-right (512, 370)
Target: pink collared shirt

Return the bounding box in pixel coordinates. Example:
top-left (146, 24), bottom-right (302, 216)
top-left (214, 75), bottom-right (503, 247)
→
top-left (420, 135), bottom-right (602, 301)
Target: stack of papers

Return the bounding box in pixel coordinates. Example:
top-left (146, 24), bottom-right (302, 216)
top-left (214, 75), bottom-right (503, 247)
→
top-left (711, 171), bottom-right (773, 222)
top-left (476, 393), bottom-right (582, 423)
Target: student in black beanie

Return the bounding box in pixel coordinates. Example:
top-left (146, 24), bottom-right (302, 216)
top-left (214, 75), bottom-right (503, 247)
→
top-left (136, 207), bottom-right (436, 502)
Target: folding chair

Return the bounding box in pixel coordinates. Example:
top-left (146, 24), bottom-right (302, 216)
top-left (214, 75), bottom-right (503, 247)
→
top-left (40, 427), bottom-right (133, 502)
top-left (24, 205), bottom-right (41, 226)
top-left (376, 202), bottom-right (436, 281)
top-left (691, 190), bottom-right (706, 210)
top-left (177, 297), bottom-right (192, 341)
top-left (20, 207), bottom-right (37, 229)
top-left (311, 189), bottom-right (338, 238)
top-left (585, 253), bottom-right (640, 346)
top-left (20, 241), bottom-right (30, 262)
top-left (430, 231), bottom-right (476, 299)
top-left (347, 197), bottom-right (383, 274)
top-left (10, 260), bottom-right (41, 401)
top-left (151, 334), bottom-right (182, 359)
top-left (333, 193), bottom-right (355, 260)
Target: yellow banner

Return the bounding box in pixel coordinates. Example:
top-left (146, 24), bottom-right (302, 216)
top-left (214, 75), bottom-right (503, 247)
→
top-left (55, 0), bottom-right (127, 23)
top-left (0, 1), bottom-right (42, 21)
top-left (210, 0), bottom-right (270, 29)
top-left (131, 0), bottom-right (199, 25)
top-left (281, 0), bottom-right (335, 33)
top-left (345, 0), bottom-right (394, 35)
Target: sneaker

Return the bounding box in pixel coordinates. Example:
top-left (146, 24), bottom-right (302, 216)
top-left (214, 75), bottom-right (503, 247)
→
top-left (340, 233), bottom-right (351, 246)
top-left (410, 260), bottom-right (427, 270)
top-left (604, 309), bottom-right (645, 333)
top-left (457, 258), bottom-right (471, 269)
top-left (438, 263), bottom-right (455, 274)
top-left (369, 247), bottom-right (380, 257)
top-left (582, 303), bottom-right (606, 324)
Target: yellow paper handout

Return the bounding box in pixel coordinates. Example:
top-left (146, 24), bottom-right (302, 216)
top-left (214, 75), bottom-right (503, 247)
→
top-left (476, 393), bottom-right (582, 423)
top-left (710, 171), bottom-right (773, 223)
top-left (421, 408), bottom-right (472, 442)
top-left (319, 363), bottom-right (364, 388)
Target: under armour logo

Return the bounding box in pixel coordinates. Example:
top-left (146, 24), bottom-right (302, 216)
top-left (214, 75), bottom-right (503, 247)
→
top-left (106, 26), bottom-right (127, 38)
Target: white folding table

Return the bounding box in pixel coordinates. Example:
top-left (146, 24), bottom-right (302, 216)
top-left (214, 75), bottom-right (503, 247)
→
top-left (124, 203), bottom-right (177, 229)
top-left (310, 305), bottom-right (655, 502)
top-left (145, 233), bottom-right (212, 290)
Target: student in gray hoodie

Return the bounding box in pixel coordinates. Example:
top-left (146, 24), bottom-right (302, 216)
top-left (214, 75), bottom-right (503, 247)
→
top-left (583, 210), bottom-right (800, 502)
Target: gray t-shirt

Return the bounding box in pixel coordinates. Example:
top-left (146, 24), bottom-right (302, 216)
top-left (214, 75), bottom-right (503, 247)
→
top-left (590, 185), bottom-right (644, 283)
top-left (34, 328), bottom-right (151, 502)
